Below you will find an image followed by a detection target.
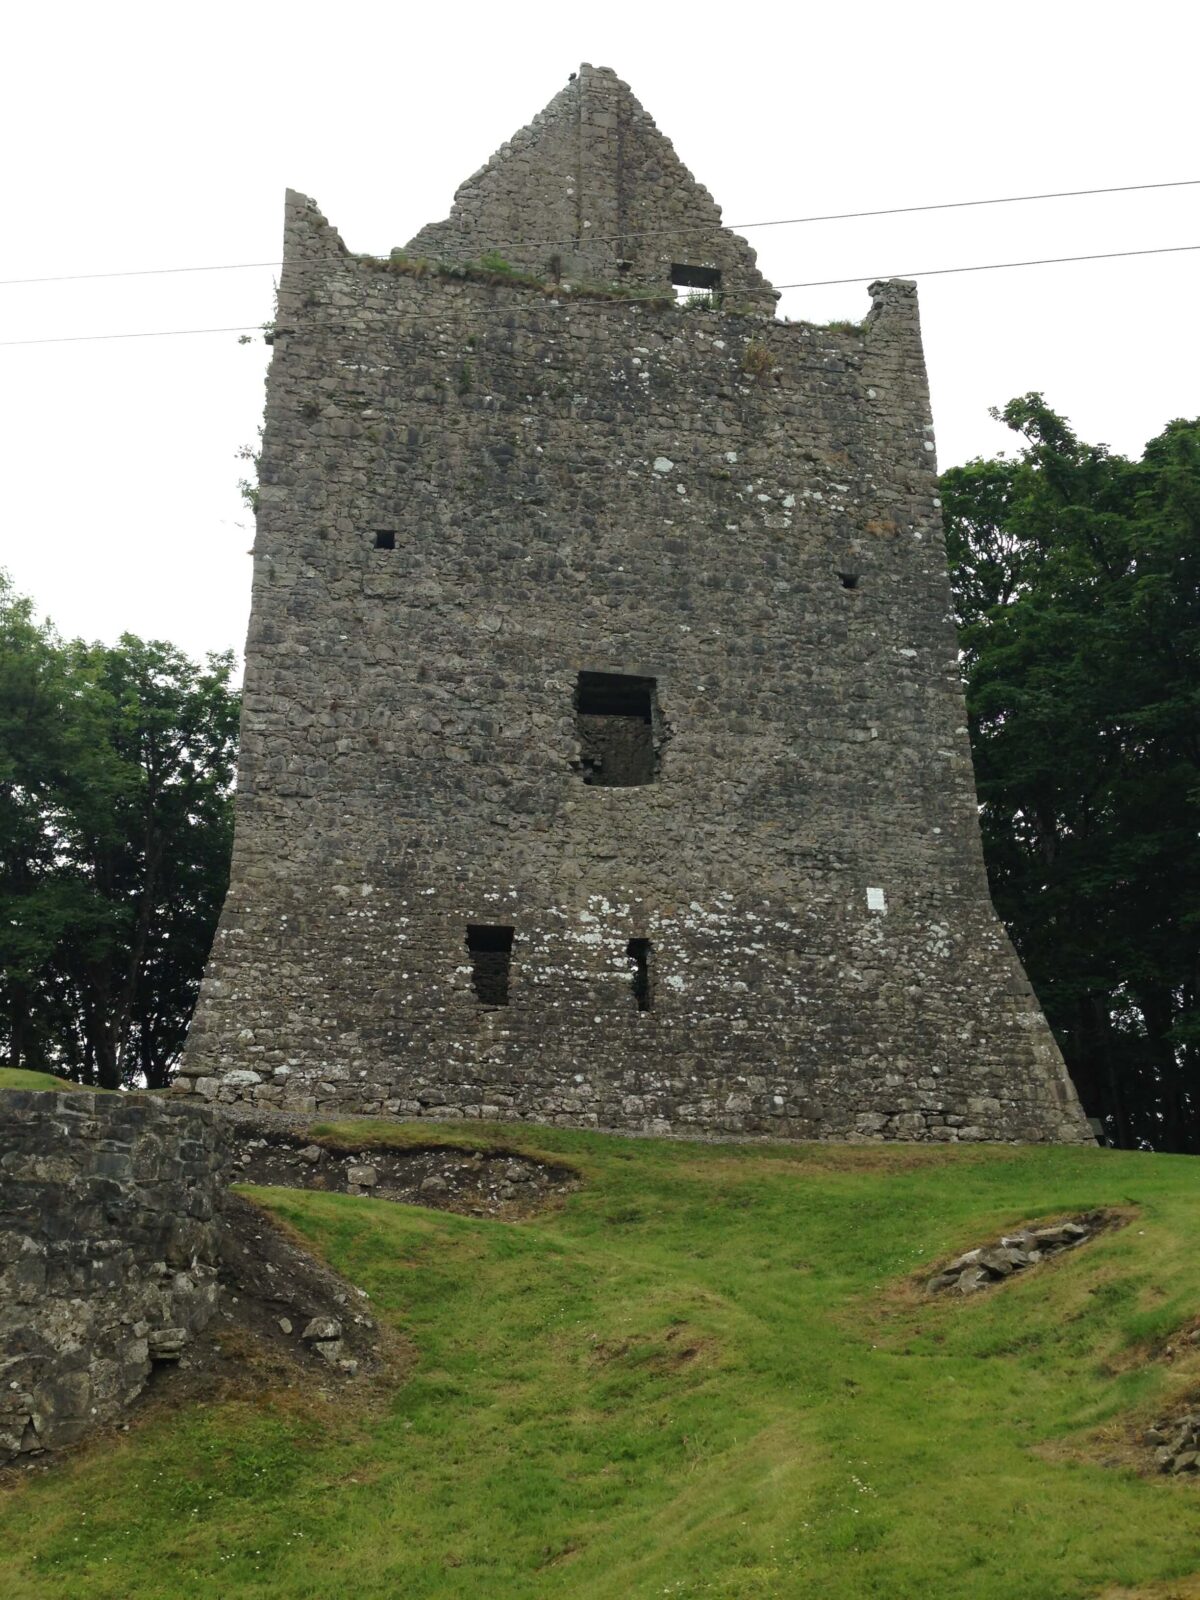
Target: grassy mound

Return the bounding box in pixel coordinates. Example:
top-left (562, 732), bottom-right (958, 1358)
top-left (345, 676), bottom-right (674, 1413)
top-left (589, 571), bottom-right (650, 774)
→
top-left (0, 1067), bottom-right (90, 1094)
top-left (5, 1129), bottom-right (1200, 1599)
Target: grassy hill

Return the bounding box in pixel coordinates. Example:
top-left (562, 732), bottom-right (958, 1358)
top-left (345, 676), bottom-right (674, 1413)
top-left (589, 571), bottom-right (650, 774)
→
top-left (0, 1068), bottom-right (91, 1093)
top-left (4, 1125), bottom-right (1200, 1599)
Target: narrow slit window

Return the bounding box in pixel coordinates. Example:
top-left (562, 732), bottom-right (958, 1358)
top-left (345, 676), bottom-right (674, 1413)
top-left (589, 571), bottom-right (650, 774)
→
top-left (671, 262), bottom-right (722, 306)
top-left (627, 938), bottom-right (653, 1012)
top-left (466, 924), bottom-right (513, 1007)
top-left (374, 529), bottom-right (396, 550)
top-left (575, 671), bottom-right (658, 787)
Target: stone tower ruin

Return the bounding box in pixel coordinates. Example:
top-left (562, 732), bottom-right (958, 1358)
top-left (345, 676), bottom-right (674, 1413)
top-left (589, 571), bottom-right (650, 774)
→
top-left (179, 65), bottom-right (1090, 1143)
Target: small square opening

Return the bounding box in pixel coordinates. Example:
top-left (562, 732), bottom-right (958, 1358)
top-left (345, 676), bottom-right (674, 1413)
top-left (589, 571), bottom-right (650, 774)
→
top-left (626, 937), bottom-right (653, 1012)
top-left (374, 530), bottom-right (396, 550)
top-left (575, 671), bottom-right (658, 787)
top-left (466, 924), bottom-right (513, 1007)
top-left (839, 571), bottom-right (859, 590)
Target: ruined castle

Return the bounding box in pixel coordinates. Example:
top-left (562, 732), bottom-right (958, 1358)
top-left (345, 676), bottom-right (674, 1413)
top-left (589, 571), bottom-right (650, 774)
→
top-left (178, 65), bottom-right (1089, 1144)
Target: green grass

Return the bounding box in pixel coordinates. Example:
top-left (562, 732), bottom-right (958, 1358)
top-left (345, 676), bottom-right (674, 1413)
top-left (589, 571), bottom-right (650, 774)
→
top-left (0, 1067), bottom-right (91, 1093)
top-left (4, 1129), bottom-right (1200, 1599)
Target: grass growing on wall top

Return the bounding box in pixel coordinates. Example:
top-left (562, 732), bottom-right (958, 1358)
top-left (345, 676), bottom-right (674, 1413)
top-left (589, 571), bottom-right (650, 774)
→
top-left (4, 1129), bottom-right (1200, 1599)
top-left (0, 1068), bottom-right (91, 1093)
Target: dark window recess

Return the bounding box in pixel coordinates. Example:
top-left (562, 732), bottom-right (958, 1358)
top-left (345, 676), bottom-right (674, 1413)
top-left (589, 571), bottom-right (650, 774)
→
top-left (670, 263), bottom-right (722, 290)
top-left (839, 571), bottom-right (859, 590)
top-left (575, 671), bottom-right (658, 787)
top-left (466, 924), bottom-right (514, 1007)
top-left (627, 938), bottom-right (653, 1012)
top-left (374, 530), bottom-right (396, 550)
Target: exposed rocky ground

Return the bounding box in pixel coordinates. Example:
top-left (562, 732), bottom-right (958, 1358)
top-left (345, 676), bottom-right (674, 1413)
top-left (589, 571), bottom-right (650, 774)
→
top-left (231, 1127), bottom-right (578, 1219)
top-left (150, 1116), bottom-right (580, 1420)
top-left (4, 1192), bottom-right (390, 1480)
top-left (925, 1211), bottom-right (1121, 1295)
top-left (1145, 1409), bottom-right (1200, 1476)
top-left (204, 1192), bottom-right (383, 1379)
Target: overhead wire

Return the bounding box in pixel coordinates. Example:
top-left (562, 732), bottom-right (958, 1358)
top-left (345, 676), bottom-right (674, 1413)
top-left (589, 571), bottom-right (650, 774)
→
top-left (727, 177), bottom-right (1200, 234)
top-left (0, 262), bottom-right (280, 287)
top-left (1, 325), bottom-right (265, 347)
top-left (1, 177), bottom-right (1197, 287)
top-left (775, 241), bottom-right (1200, 290)
top-left (3, 239), bottom-right (1200, 347)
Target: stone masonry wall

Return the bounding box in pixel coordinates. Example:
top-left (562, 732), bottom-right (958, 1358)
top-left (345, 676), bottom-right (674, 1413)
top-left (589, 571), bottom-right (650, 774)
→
top-left (0, 1090), bottom-right (227, 1461)
top-left (180, 68), bottom-right (1090, 1146)
top-left (407, 65), bottom-right (776, 311)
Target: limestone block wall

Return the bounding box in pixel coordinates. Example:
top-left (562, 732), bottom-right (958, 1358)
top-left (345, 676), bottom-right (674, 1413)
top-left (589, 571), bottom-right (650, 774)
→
top-left (0, 1090), bottom-right (227, 1461)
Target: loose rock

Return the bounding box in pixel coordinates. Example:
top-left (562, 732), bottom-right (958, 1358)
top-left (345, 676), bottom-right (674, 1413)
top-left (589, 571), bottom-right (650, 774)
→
top-left (301, 1316), bottom-right (342, 1343)
top-left (926, 1212), bottom-right (1116, 1297)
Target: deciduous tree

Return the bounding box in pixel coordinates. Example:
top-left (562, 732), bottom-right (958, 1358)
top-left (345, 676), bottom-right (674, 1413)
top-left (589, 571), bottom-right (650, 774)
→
top-left (0, 577), bottom-right (238, 1087)
top-left (942, 399), bottom-right (1200, 1150)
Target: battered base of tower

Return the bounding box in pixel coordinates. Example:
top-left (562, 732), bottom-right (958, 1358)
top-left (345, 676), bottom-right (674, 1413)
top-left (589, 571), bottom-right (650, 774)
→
top-left (180, 882), bottom-right (1092, 1146)
top-left (175, 1065), bottom-right (1090, 1145)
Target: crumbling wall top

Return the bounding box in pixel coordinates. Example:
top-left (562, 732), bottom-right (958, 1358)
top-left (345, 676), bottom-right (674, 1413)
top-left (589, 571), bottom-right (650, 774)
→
top-left (404, 64), bottom-right (777, 313)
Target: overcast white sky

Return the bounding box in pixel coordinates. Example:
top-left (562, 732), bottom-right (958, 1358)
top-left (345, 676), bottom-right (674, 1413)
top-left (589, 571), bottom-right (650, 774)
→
top-left (3, 0), bottom-right (1197, 666)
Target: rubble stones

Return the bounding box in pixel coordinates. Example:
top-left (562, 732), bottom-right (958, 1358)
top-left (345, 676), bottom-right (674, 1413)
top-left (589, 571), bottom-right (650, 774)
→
top-left (147, 1328), bottom-right (188, 1363)
top-left (1149, 1415), bottom-right (1200, 1475)
top-left (955, 1267), bottom-right (991, 1296)
top-left (926, 1213), bottom-right (1111, 1296)
top-left (229, 1126), bottom-right (574, 1217)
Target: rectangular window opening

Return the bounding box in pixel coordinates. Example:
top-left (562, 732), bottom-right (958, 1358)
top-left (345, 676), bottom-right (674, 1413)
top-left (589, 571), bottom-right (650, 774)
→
top-left (839, 571), bottom-right (860, 590)
top-left (671, 263), bottom-right (722, 306)
top-left (466, 924), bottom-right (513, 1007)
top-left (374, 529), bottom-right (396, 550)
top-left (627, 937), bottom-right (653, 1012)
top-left (575, 671), bottom-right (658, 787)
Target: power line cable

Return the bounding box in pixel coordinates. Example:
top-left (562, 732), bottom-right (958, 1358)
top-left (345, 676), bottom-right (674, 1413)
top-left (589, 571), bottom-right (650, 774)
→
top-left (2, 177), bottom-right (1197, 287)
top-left (3, 240), bottom-right (1199, 347)
top-left (407, 176), bottom-right (1200, 251)
top-left (775, 241), bottom-right (1200, 290)
top-left (0, 262), bottom-right (280, 287)
top-left (727, 177), bottom-right (1200, 235)
top-left (0, 325), bottom-right (263, 347)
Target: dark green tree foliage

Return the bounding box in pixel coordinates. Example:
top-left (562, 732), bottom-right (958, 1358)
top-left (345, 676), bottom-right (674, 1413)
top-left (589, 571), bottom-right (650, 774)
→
top-left (942, 398), bottom-right (1200, 1150)
top-left (0, 576), bottom-right (238, 1087)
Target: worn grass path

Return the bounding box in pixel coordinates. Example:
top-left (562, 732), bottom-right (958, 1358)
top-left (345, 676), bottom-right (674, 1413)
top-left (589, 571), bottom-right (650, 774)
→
top-left (3, 1127), bottom-right (1200, 1599)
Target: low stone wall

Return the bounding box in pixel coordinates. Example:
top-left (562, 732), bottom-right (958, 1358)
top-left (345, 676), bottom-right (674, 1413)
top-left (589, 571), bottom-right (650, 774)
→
top-left (0, 1089), bottom-right (228, 1461)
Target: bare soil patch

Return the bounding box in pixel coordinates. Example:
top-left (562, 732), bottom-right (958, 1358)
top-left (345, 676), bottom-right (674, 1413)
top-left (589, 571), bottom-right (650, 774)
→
top-left (1096, 1578), bottom-right (1200, 1599)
